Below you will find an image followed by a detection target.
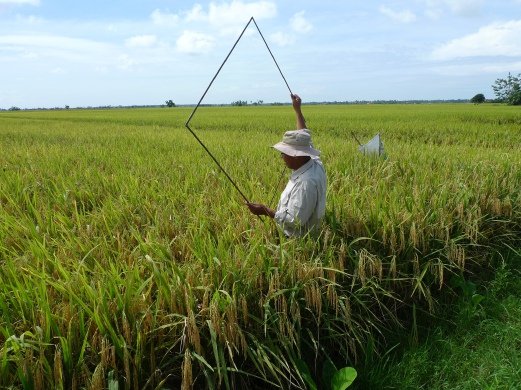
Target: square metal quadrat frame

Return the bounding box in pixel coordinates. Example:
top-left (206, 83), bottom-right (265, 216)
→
top-left (184, 17), bottom-right (293, 204)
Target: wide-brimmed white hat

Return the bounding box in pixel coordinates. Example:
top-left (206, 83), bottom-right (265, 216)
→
top-left (272, 130), bottom-right (320, 157)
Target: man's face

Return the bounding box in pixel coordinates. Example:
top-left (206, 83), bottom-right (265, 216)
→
top-left (281, 153), bottom-right (294, 168)
top-left (281, 153), bottom-right (309, 170)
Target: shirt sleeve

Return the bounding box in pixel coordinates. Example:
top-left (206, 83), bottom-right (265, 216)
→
top-left (274, 180), bottom-right (318, 236)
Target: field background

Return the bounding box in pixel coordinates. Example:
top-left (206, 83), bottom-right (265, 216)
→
top-left (1, 104), bottom-right (520, 389)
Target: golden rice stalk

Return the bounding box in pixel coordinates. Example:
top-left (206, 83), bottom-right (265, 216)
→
top-left (187, 309), bottom-right (202, 354)
top-left (181, 349), bottom-right (193, 390)
top-left (224, 301), bottom-right (240, 350)
top-left (358, 249), bottom-right (383, 283)
top-left (304, 280), bottom-right (322, 318)
top-left (34, 361), bottom-right (45, 390)
top-left (201, 288), bottom-right (211, 313)
top-left (390, 225), bottom-right (397, 253)
top-left (389, 255), bottom-right (397, 279)
top-left (448, 243), bottom-right (466, 270)
top-left (412, 253), bottom-right (420, 277)
top-left (491, 197), bottom-right (501, 215)
top-left (240, 296), bottom-right (249, 327)
top-left (54, 347), bottom-right (64, 390)
top-left (122, 312), bottom-right (132, 345)
top-left (123, 343), bottom-right (131, 389)
top-left (268, 272), bottom-right (281, 296)
top-left (410, 222), bottom-right (418, 249)
top-left (430, 259), bottom-right (444, 289)
top-left (209, 299), bottom-right (223, 342)
top-left (326, 267), bottom-right (336, 284)
top-left (337, 241), bottom-right (346, 270)
top-left (326, 284), bottom-right (339, 315)
top-left (502, 197), bottom-right (513, 216)
top-left (100, 338), bottom-right (110, 369)
top-left (289, 296), bottom-right (301, 327)
top-left (357, 251), bottom-right (367, 285)
top-left (90, 363), bottom-right (105, 390)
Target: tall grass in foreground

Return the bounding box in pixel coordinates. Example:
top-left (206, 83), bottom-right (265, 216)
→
top-left (0, 104), bottom-right (520, 388)
top-left (356, 250), bottom-right (521, 389)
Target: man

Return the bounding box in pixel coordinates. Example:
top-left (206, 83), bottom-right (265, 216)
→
top-left (246, 94), bottom-right (327, 237)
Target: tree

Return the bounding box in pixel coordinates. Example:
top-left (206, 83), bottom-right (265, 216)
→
top-left (492, 73), bottom-right (521, 105)
top-left (165, 100), bottom-right (176, 107)
top-left (470, 93), bottom-right (485, 104)
top-left (506, 83), bottom-right (521, 106)
top-left (231, 100), bottom-right (248, 106)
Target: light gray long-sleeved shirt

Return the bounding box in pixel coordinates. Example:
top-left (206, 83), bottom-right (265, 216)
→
top-left (274, 158), bottom-right (326, 237)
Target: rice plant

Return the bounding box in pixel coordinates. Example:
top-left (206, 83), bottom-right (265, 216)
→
top-left (0, 104), bottom-right (520, 388)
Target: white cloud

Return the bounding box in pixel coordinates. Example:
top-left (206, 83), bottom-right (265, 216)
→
top-left (186, 4), bottom-right (204, 22)
top-left (290, 11), bottom-right (312, 34)
top-left (423, 0), bottom-right (484, 19)
top-left (0, 34), bottom-right (111, 53)
top-left (0, 34), bottom-right (119, 66)
top-left (431, 61), bottom-right (521, 76)
top-left (184, 1), bottom-right (277, 34)
top-left (125, 35), bottom-right (157, 48)
top-left (176, 30), bottom-right (215, 54)
top-left (379, 5), bottom-right (416, 23)
top-left (150, 9), bottom-right (179, 26)
top-left (446, 0), bottom-right (483, 16)
top-left (431, 20), bottom-right (521, 60)
top-left (0, 0), bottom-right (39, 4)
top-left (269, 32), bottom-right (295, 46)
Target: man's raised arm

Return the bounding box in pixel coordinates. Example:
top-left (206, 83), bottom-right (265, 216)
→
top-left (291, 94), bottom-right (306, 130)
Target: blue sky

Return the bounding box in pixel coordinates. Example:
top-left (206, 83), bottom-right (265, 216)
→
top-left (1, 0), bottom-right (520, 108)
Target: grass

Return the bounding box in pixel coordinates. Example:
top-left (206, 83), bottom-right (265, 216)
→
top-left (356, 251), bottom-right (521, 389)
top-left (1, 103), bottom-right (521, 388)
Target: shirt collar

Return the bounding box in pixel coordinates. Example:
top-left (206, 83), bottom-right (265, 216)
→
top-left (291, 158), bottom-right (314, 180)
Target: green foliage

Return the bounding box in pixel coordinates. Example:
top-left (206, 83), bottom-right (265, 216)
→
top-left (360, 252), bottom-right (521, 389)
top-left (470, 93), bottom-right (485, 104)
top-left (331, 367), bottom-right (357, 390)
top-left (506, 83), bottom-right (521, 105)
top-left (295, 358), bottom-right (317, 390)
top-left (492, 73), bottom-right (521, 105)
top-left (165, 99), bottom-right (176, 107)
top-left (295, 358), bottom-right (357, 390)
top-left (230, 100), bottom-right (248, 106)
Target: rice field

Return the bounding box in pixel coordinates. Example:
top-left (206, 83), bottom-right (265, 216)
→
top-left (0, 103), bottom-right (520, 389)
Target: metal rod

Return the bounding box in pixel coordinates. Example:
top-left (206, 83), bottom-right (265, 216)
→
top-left (184, 16), bottom-right (293, 209)
top-left (185, 17), bottom-right (254, 127)
top-left (251, 18), bottom-right (293, 95)
top-left (185, 124), bottom-right (250, 203)
top-left (351, 131), bottom-right (363, 146)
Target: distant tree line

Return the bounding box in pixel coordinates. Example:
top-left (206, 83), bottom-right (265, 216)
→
top-left (6, 78), bottom-right (521, 111)
top-left (230, 100), bottom-right (264, 106)
top-left (471, 73), bottom-right (521, 105)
